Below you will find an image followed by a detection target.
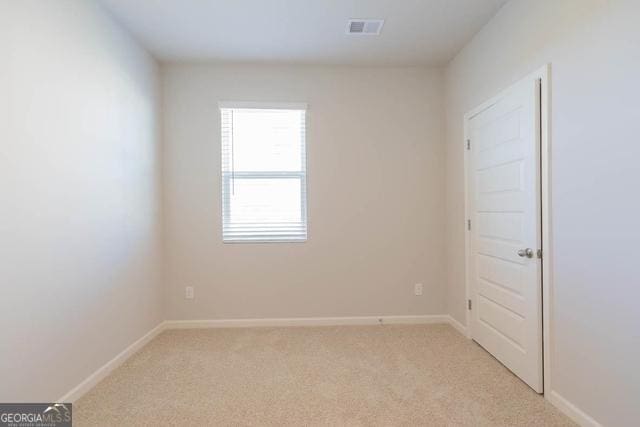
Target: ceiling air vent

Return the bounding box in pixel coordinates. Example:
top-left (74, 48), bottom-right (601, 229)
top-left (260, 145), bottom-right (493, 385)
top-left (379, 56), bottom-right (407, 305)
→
top-left (346, 19), bottom-right (384, 35)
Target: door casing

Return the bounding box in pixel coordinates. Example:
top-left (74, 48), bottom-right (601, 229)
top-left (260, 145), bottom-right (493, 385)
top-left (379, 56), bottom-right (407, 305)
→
top-left (463, 65), bottom-right (552, 394)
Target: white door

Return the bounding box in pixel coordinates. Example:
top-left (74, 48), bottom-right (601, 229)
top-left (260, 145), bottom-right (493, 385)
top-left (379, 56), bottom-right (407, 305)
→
top-left (466, 75), bottom-right (543, 393)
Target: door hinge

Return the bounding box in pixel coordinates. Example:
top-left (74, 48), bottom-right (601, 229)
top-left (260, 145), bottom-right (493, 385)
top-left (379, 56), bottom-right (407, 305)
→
top-left (467, 219), bottom-right (471, 231)
top-left (466, 139), bottom-right (471, 150)
top-left (468, 299), bottom-right (472, 310)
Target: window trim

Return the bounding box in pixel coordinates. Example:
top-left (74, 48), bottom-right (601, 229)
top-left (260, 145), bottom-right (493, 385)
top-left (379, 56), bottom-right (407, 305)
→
top-left (219, 102), bottom-right (308, 244)
top-left (218, 101), bottom-right (308, 110)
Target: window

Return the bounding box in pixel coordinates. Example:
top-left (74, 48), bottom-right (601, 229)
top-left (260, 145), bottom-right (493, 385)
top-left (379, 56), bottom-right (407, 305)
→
top-left (220, 102), bottom-right (307, 242)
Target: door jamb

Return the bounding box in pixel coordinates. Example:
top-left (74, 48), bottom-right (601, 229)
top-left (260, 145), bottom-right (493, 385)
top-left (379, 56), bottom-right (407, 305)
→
top-left (463, 64), bottom-right (552, 394)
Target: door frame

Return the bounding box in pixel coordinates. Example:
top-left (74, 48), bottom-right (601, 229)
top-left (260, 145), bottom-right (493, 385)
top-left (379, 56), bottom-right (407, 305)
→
top-left (463, 64), bottom-right (552, 394)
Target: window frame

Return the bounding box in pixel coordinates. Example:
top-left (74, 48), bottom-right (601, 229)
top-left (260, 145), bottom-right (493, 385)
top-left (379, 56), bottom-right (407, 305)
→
top-left (219, 102), bottom-right (308, 244)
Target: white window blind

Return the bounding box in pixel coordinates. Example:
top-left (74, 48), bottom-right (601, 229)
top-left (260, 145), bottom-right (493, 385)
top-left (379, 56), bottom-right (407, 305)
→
top-left (220, 103), bottom-right (307, 242)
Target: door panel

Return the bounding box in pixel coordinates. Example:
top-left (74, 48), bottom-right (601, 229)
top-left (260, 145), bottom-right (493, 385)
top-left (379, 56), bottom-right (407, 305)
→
top-left (467, 76), bottom-right (543, 393)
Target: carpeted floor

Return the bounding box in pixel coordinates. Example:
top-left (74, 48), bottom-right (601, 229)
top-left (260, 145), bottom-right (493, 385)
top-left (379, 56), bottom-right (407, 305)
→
top-left (75, 324), bottom-right (573, 426)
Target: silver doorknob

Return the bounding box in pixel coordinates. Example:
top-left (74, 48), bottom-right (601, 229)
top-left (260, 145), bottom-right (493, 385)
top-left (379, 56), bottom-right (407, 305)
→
top-left (518, 248), bottom-right (534, 258)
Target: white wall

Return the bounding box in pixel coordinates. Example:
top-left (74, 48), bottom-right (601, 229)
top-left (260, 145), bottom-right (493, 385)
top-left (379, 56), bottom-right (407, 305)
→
top-left (162, 64), bottom-right (445, 320)
top-left (0, 1), bottom-right (162, 401)
top-left (444, 0), bottom-right (640, 425)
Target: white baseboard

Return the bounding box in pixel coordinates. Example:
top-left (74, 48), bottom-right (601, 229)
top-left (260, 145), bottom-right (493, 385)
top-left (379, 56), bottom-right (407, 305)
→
top-left (445, 315), bottom-right (468, 337)
top-left (164, 314), bottom-right (451, 329)
top-left (57, 314), bottom-right (467, 404)
top-left (444, 315), bottom-right (601, 426)
top-left (546, 391), bottom-right (601, 427)
top-left (57, 321), bottom-right (166, 403)
top-left (55, 315), bottom-right (602, 427)
top-left (57, 314), bottom-right (601, 427)
top-left (56, 315), bottom-right (602, 427)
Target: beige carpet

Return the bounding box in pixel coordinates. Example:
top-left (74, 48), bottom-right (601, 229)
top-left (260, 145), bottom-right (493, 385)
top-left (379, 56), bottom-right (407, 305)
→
top-left (75, 324), bottom-right (573, 426)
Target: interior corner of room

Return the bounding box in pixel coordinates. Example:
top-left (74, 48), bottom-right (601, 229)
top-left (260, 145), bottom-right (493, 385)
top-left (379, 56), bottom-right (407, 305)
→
top-left (1, 0), bottom-right (638, 426)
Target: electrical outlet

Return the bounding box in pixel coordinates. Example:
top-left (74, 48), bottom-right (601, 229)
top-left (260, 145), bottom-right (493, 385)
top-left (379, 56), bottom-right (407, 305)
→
top-left (185, 286), bottom-right (194, 300)
top-left (414, 283), bottom-right (423, 296)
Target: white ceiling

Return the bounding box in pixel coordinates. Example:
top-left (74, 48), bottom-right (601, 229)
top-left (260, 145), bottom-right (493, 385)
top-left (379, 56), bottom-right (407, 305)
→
top-left (99, 0), bottom-right (508, 66)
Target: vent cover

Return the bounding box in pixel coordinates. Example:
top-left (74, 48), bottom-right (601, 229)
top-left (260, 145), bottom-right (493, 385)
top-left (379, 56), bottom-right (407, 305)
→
top-left (346, 19), bottom-right (384, 35)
